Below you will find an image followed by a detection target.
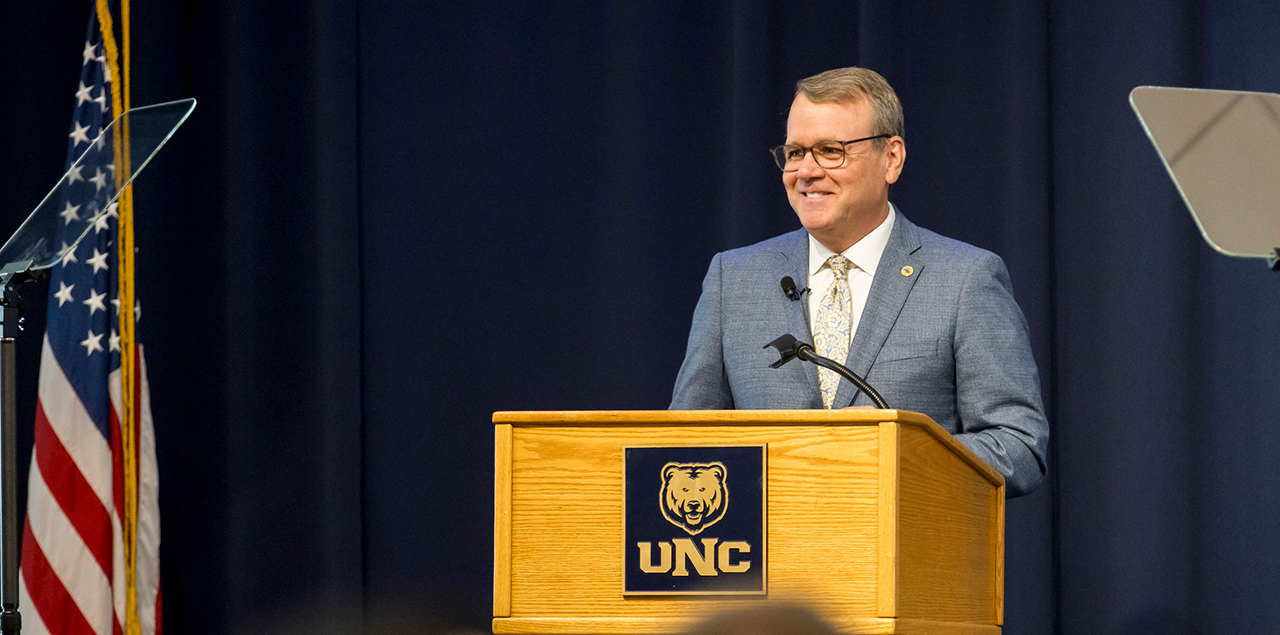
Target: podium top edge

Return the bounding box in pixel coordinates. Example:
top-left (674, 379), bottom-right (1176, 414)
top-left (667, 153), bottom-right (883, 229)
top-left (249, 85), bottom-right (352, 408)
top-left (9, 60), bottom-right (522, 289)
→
top-left (492, 410), bottom-right (1004, 488)
top-left (492, 409), bottom-right (936, 425)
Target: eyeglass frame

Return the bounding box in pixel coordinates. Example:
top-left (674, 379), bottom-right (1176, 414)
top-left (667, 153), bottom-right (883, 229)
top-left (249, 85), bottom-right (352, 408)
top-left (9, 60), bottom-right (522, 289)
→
top-left (769, 134), bottom-right (893, 172)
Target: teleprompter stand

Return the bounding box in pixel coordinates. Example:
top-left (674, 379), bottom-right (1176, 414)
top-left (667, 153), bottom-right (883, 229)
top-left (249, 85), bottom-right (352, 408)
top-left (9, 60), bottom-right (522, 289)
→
top-left (0, 261), bottom-right (44, 635)
top-left (0, 98), bottom-right (196, 634)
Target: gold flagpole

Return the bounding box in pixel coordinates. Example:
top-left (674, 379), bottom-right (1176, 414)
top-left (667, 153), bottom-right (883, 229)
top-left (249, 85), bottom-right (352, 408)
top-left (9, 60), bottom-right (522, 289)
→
top-left (94, 1), bottom-right (140, 633)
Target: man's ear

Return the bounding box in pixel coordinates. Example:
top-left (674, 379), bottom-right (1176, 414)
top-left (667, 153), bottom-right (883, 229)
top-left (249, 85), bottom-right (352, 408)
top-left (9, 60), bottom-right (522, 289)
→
top-left (884, 136), bottom-right (906, 185)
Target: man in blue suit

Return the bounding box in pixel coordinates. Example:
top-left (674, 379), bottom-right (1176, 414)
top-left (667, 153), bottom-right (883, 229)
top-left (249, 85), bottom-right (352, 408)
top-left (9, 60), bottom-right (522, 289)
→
top-left (671, 67), bottom-right (1048, 497)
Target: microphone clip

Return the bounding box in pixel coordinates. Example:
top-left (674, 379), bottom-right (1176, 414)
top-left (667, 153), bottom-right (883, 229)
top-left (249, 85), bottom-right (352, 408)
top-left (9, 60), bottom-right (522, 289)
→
top-left (780, 276), bottom-right (809, 302)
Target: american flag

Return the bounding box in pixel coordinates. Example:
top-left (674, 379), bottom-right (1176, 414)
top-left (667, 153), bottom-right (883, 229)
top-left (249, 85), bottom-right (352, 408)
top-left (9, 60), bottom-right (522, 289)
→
top-left (19, 6), bottom-right (161, 635)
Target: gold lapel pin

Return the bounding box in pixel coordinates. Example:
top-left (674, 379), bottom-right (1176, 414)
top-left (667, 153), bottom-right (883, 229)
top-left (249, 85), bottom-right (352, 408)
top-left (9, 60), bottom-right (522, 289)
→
top-left (901, 265), bottom-right (914, 277)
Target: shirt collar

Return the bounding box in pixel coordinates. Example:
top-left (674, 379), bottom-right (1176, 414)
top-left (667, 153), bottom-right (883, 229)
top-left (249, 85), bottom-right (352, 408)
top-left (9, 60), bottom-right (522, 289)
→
top-left (807, 204), bottom-right (897, 277)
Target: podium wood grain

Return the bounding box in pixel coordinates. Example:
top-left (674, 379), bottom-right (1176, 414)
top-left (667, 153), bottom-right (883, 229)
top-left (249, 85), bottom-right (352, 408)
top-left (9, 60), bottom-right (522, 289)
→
top-left (493, 410), bottom-right (1004, 635)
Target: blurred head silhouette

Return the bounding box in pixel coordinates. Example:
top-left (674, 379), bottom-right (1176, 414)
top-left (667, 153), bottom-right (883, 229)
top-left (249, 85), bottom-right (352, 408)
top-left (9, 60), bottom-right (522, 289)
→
top-left (685, 603), bottom-right (839, 635)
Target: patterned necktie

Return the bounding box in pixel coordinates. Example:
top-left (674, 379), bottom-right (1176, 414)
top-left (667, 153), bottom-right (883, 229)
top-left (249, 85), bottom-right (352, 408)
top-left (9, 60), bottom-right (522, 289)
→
top-left (814, 255), bottom-right (852, 408)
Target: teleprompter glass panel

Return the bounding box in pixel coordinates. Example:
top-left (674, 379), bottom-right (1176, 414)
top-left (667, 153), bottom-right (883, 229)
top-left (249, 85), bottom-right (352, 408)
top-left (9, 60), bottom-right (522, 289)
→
top-left (1131, 86), bottom-right (1280, 259)
top-left (0, 99), bottom-right (195, 270)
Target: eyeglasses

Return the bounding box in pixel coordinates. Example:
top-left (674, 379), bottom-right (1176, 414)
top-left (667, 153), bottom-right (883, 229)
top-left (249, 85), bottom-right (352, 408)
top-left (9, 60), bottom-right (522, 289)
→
top-left (769, 134), bottom-right (892, 171)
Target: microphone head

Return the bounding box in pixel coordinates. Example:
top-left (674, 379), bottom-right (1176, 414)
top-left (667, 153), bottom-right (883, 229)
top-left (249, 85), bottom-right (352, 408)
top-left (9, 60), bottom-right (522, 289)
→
top-left (780, 276), bottom-right (798, 300)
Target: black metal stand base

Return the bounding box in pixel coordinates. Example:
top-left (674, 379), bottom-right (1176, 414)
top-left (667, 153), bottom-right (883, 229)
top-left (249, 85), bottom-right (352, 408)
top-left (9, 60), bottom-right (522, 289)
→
top-left (1, 605), bottom-right (20, 634)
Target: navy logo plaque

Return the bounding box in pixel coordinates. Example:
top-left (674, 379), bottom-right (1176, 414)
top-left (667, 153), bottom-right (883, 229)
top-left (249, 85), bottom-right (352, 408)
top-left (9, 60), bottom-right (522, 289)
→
top-left (623, 445), bottom-right (766, 595)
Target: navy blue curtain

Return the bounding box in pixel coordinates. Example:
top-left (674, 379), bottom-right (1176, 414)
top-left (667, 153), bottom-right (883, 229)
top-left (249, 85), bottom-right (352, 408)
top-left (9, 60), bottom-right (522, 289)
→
top-left (4, 1), bottom-right (1280, 634)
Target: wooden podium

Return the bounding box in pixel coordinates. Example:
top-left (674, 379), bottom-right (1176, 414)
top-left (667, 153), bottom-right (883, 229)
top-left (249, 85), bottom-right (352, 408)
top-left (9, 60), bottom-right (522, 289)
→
top-left (493, 410), bottom-right (1005, 635)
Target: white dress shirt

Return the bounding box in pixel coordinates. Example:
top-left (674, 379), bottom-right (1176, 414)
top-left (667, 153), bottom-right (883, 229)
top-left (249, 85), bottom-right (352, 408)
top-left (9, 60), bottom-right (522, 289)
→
top-left (806, 207), bottom-right (896, 339)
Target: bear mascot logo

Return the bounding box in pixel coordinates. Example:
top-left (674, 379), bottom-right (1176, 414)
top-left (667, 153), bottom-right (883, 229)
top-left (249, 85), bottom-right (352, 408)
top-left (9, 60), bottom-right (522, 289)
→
top-left (660, 462), bottom-right (728, 535)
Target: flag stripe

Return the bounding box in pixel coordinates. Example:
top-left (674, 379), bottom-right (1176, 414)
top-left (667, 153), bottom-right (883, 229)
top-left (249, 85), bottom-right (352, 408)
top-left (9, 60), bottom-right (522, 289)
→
top-left (25, 453), bottom-right (115, 635)
top-left (38, 340), bottom-right (113, 508)
top-left (21, 517), bottom-right (100, 635)
top-left (153, 585), bottom-right (161, 635)
top-left (107, 373), bottom-right (127, 626)
top-left (19, 568), bottom-right (52, 635)
top-left (121, 352), bottom-right (161, 633)
top-left (32, 401), bottom-right (113, 576)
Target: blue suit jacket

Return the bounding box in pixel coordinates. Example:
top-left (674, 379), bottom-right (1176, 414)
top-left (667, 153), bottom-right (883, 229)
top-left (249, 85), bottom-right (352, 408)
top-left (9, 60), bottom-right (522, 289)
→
top-left (670, 211), bottom-right (1049, 496)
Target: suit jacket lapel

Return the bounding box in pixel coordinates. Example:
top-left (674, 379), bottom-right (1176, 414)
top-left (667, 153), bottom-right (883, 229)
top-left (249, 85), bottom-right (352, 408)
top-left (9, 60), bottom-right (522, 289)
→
top-left (775, 230), bottom-right (821, 399)
top-left (835, 210), bottom-right (924, 408)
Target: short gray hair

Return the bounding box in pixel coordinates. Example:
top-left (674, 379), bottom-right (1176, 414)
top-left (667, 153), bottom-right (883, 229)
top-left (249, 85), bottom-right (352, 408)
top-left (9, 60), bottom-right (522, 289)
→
top-left (795, 67), bottom-right (904, 146)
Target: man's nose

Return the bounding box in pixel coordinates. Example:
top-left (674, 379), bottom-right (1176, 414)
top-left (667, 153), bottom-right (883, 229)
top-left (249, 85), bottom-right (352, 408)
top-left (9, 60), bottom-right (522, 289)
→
top-left (795, 151), bottom-right (825, 178)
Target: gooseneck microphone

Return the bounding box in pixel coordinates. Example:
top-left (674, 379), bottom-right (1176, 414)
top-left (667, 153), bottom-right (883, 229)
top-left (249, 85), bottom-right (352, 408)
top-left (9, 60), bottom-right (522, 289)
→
top-left (779, 277), bottom-right (809, 302)
top-left (763, 334), bottom-right (890, 409)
